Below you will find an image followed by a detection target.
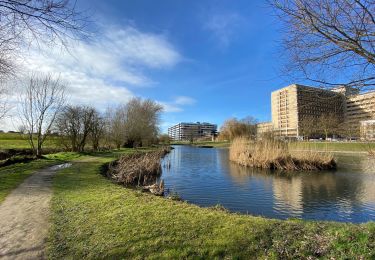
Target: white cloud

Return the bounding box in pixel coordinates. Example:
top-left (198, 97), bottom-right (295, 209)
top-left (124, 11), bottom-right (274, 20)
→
top-left (158, 102), bottom-right (183, 113)
top-left (0, 24), bottom-right (183, 131)
top-left (158, 96), bottom-right (197, 113)
top-left (203, 11), bottom-right (244, 48)
top-left (174, 96), bottom-right (196, 105)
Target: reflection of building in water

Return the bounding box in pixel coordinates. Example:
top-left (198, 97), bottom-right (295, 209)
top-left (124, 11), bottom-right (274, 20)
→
top-left (359, 157), bottom-right (375, 205)
top-left (272, 177), bottom-right (303, 214)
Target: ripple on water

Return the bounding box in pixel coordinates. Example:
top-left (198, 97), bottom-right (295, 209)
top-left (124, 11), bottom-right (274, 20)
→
top-left (160, 145), bottom-right (375, 223)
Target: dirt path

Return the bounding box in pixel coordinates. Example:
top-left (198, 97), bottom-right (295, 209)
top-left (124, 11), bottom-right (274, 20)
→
top-left (0, 163), bottom-right (71, 260)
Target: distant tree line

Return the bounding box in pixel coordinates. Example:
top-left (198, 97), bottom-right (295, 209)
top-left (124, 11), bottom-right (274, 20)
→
top-left (15, 73), bottom-right (163, 157)
top-left (299, 113), bottom-right (359, 140)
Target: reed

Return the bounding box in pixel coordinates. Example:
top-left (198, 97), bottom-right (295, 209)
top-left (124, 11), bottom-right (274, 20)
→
top-left (107, 147), bottom-right (170, 186)
top-left (229, 137), bottom-right (336, 171)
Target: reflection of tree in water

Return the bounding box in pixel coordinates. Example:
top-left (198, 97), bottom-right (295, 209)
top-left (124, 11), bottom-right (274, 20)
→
top-left (360, 157), bottom-right (375, 174)
top-left (218, 148), bottom-right (274, 185)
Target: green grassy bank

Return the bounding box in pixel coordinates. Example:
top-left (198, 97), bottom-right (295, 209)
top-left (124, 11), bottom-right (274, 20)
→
top-left (172, 140), bottom-right (375, 152)
top-left (0, 132), bottom-right (60, 149)
top-left (289, 141), bottom-right (375, 152)
top-left (0, 152), bottom-right (80, 203)
top-left (48, 151), bottom-right (375, 259)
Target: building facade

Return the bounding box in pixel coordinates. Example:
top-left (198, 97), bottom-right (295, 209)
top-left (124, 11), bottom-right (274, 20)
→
top-left (256, 122), bottom-right (273, 137)
top-left (360, 120), bottom-right (375, 141)
top-left (266, 84), bottom-right (375, 139)
top-left (168, 122), bottom-right (217, 141)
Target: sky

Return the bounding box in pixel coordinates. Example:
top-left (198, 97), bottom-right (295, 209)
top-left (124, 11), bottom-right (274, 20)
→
top-left (4, 0), bottom-right (296, 133)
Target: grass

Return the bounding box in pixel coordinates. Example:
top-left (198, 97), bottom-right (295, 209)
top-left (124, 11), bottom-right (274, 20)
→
top-left (0, 152), bottom-right (81, 203)
top-left (48, 151), bottom-right (375, 259)
top-left (171, 140), bottom-right (375, 152)
top-left (230, 137), bottom-right (336, 171)
top-left (289, 141), bottom-right (375, 152)
top-left (0, 132), bottom-right (61, 149)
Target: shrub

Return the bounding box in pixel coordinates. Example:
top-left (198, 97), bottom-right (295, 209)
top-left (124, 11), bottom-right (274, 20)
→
top-left (106, 148), bottom-right (170, 186)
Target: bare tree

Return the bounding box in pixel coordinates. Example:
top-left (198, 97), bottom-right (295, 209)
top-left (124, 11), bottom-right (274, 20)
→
top-left (19, 73), bottom-right (66, 157)
top-left (0, 83), bottom-right (10, 120)
top-left (219, 116), bottom-right (258, 141)
top-left (299, 116), bottom-right (318, 139)
top-left (123, 98), bottom-right (163, 147)
top-left (0, 0), bottom-right (87, 78)
top-left (317, 113), bottom-right (341, 140)
top-left (90, 110), bottom-right (105, 151)
top-left (55, 105), bottom-right (96, 152)
top-left (271, 0), bottom-right (375, 89)
top-left (108, 105), bottom-right (127, 149)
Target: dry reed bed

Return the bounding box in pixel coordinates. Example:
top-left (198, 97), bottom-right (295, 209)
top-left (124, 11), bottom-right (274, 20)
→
top-left (106, 148), bottom-right (170, 186)
top-left (230, 137), bottom-right (336, 171)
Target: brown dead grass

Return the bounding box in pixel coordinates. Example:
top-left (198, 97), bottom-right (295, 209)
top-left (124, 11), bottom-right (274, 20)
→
top-left (229, 137), bottom-right (336, 171)
top-left (106, 148), bottom-right (170, 186)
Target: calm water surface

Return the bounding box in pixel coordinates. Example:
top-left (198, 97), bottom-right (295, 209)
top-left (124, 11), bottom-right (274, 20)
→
top-left (161, 145), bottom-right (375, 223)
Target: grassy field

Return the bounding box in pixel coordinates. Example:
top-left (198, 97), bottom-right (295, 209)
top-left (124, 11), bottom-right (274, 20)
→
top-left (47, 151), bottom-right (375, 259)
top-left (0, 132), bottom-right (60, 149)
top-left (0, 152), bottom-right (81, 203)
top-left (172, 140), bottom-right (375, 152)
top-left (289, 141), bottom-right (375, 152)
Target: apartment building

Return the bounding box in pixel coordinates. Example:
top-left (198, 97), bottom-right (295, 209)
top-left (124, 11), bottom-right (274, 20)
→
top-left (263, 84), bottom-right (375, 139)
top-left (256, 122), bottom-right (273, 136)
top-left (360, 120), bottom-right (375, 140)
top-left (346, 91), bottom-right (375, 130)
top-left (168, 122), bottom-right (217, 141)
top-left (271, 84), bottom-right (344, 138)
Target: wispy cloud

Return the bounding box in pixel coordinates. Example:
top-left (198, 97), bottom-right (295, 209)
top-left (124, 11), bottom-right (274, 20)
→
top-left (1, 24), bottom-right (183, 131)
top-left (203, 11), bottom-right (244, 48)
top-left (19, 24), bottom-right (183, 109)
top-left (159, 96), bottom-right (197, 113)
top-left (174, 96), bottom-right (196, 105)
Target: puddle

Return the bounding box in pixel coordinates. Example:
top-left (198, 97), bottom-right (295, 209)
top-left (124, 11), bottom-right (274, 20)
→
top-left (50, 163), bottom-right (72, 170)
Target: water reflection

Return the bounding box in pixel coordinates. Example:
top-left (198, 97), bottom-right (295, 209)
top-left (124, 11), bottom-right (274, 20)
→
top-left (161, 146), bottom-right (375, 222)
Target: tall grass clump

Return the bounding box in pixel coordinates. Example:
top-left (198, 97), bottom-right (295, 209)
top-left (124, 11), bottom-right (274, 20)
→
top-left (106, 148), bottom-right (170, 186)
top-left (230, 137), bottom-right (336, 171)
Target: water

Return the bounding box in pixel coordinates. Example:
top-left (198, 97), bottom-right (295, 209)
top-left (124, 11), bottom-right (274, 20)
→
top-left (161, 145), bottom-right (375, 223)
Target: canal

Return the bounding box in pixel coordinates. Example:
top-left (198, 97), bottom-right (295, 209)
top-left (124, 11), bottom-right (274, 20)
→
top-left (161, 145), bottom-right (375, 223)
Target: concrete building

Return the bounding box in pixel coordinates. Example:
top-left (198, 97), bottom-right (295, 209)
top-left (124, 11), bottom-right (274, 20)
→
top-left (168, 122), bottom-right (217, 141)
top-left (256, 122), bottom-right (273, 137)
top-left (271, 84), bottom-right (344, 138)
top-left (264, 84), bottom-right (375, 139)
top-left (346, 91), bottom-right (375, 130)
top-left (360, 120), bottom-right (375, 141)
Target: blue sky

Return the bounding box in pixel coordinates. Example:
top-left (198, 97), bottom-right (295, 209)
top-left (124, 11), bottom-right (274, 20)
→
top-left (5, 0), bottom-right (297, 132)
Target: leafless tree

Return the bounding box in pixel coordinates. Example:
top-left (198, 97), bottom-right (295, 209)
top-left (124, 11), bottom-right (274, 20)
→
top-left (299, 116), bottom-right (318, 139)
top-left (158, 134), bottom-right (171, 145)
top-left (19, 73), bottom-right (66, 157)
top-left (219, 116), bottom-right (258, 141)
top-left (90, 110), bottom-right (105, 151)
top-left (317, 113), bottom-right (341, 139)
top-left (108, 105), bottom-right (127, 149)
top-left (0, 83), bottom-right (10, 120)
top-left (123, 98), bottom-right (163, 147)
top-left (270, 0), bottom-right (375, 89)
top-left (0, 0), bottom-right (87, 78)
top-left (55, 105), bottom-right (96, 152)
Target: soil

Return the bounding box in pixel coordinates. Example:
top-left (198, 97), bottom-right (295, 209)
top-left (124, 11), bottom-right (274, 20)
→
top-left (0, 163), bottom-right (71, 259)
